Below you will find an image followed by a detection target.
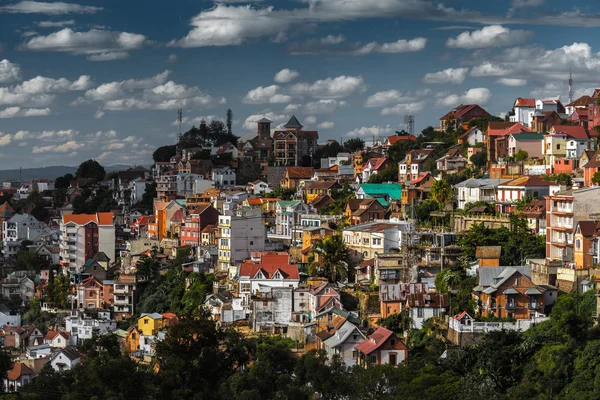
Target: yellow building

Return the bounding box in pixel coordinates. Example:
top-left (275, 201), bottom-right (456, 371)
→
top-left (353, 152), bottom-right (365, 179)
top-left (301, 226), bottom-right (335, 263)
top-left (125, 327), bottom-right (140, 353)
top-left (574, 221), bottom-right (599, 270)
top-left (137, 312), bottom-right (167, 336)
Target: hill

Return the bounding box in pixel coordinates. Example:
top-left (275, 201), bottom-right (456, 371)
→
top-left (0, 164), bottom-right (149, 182)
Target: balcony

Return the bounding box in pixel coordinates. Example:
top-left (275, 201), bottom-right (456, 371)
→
top-left (505, 303), bottom-right (517, 311)
top-left (527, 302), bottom-right (539, 310)
top-left (480, 195), bottom-right (496, 202)
top-left (114, 297), bottom-right (130, 305)
top-left (113, 286), bottom-right (129, 295)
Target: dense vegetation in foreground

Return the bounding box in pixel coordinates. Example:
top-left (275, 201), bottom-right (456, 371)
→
top-left (4, 290), bottom-right (595, 399)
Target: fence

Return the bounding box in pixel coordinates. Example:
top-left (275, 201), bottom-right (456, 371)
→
top-left (449, 317), bottom-right (549, 333)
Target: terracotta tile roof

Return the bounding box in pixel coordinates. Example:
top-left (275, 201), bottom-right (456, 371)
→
top-left (522, 200), bottom-right (546, 218)
top-left (407, 293), bottom-right (448, 308)
top-left (246, 198), bottom-right (263, 206)
top-left (577, 220), bottom-right (600, 237)
top-left (7, 363), bottom-right (33, 380)
top-left (201, 224), bottom-right (216, 233)
top-left (550, 125), bottom-right (589, 140)
top-left (499, 175), bottom-right (554, 187)
top-left (63, 212), bottom-right (114, 226)
top-left (239, 263), bottom-right (299, 280)
top-left (354, 327), bottom-right (395, 355)
top-left (409, 172), bottom-right (431, 185)
top-left (567, 95), bottom-right (594, 108)
top-left (366, 158), bottom-right (388, 171)
top-left (386, 135), bottom-right (416, 145)
top-left (136, 216), bottom-right (153, 226)
top-left (170, 209), bottom-right (185, 223)
top-left (309, 195), bottom-right (333, 207)
top-left (440, 104), bottom-right (487, 120)
top-left (514, 98), bottom-right (536, 108)
top-left (285, 167), bottom-right (315, 179)
top-left (45, 330), bottom-right (70, 340)
top-left (488, 122), bottom-right (530, 137)
top-left (304, 181), bottom-right (339, 189)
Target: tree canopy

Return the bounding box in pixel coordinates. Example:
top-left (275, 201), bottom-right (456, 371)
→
top-left (75, 159), bottom-right (106, 182)
top-left (152, 144), bottom-right (177, 162)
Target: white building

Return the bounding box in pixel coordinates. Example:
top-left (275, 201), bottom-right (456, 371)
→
top-left (0, 304), bottom-right (20, 327)
top-left (510, 98), bottom-right (536, 127)
top-left (321, 153), bottom-right (351, 168)
top-left (176, 173), bottom-right (204, 197)
top-left (59, 213), bottom-right (115, 276)
top-left (130, 179), bottom-right (151, 205)
top-left (49, 347), bottom-right (82, 372)
top-left (453, 178), bottom-right (509, 210)
top-left (248, 180), bottom-right (272, 195)
top-left (273, 200), bottom-right (312, 243)
top-left (566, 138), bottom-right (592, 160)
top-left (65, 309), bottom-right (116, 344)
top-left (223, 192), bottom-right (249, 216)
top-left (343, 220), bottom-right (414, 260)
top-left (406, 293), bottom-right (447, 329)
top-left (322, 320), bottom-right (365, 367)
top-left (2, 214), bottom-right (47, 258)
top-left (212, 168), bottom-right (236, 188)
top-left (217, 214), bottom-right (266, 275)
top-left (459, 127), bottom-right (484, 146)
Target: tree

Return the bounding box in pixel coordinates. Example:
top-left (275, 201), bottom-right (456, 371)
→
top-left (226, 108), bottom-right (233, 135)
top-left (515, 149), bottom-right (529, 162)
top-left (76, 159), bottom-right (105, 182)
top-left (308, 234), bottom-right (351, 283)
top-left (136, 254), bottom-right (161, 281)
top-left (368, 164), bottom-right (398, 183)
top-left (468, 116), bottom-right (504, 131)
top-left (377, 311), bottom-right (410, 334)
top-left (55, 173), bottom-right (73, 189)
top-left (470, 151), bottom-right (487, 169)
top-left (430, 179), bottom-right (452, 206)
top-left (153, 144), bottom-right (177, 162)
top-left (343, 138), bottom-right (365, 153)
top-left (387, 139), bottom-right (416, 164)
top-left (592, 171), bottom-right (600, 185)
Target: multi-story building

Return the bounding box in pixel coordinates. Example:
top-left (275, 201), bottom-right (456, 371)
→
top-left (509, 97), bottom-right (536, 127)
top-left (2, 214), bottom-right (47, 258)
top-left (453, 178), bottom-right (508, 210)
top-left (212, 168), bottom-right (236, 188)
top-left (147, 200), bottom-right (185, 242)
top-left (256, 118), bottom-right (274, 162)
top-left (495, 176), bottom-right (557, 214)
top-left (273, 200), bottom-right (311, 243)
top-left (180, 204), bottom-right (219, 247)
top-left (439, 104), bottom-right (490, 131)
top-left (398, 149), bottom-right (433, 183)
top-left (343, 220), bottom-right (414, 260)
top-left (59, 213), bottom-right (115, 276)
top-left (273, 115), bottom-right (318, 167)
top-left (361, 158), bottom-right (389, 183)
top-left (112, 274), bottom-right (137, 321)
top-left (155, 174), bottom-right (177, 201)
top-left (217, 214), bottom-right (266, 275)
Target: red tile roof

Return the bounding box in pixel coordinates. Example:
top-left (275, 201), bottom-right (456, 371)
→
top-left (499, 175), bottom-right (555, 187)
top-left (354, 327), bottom-right (394, 355)
top-left (7, 363), bottom-right (33, 380)
top-left (409, 172), bottom-right (431, 185)
top-left (285, 167), bottom-right (315, 179)
top-left (386, 135), bottom-right (416, 145)
top-left (514, 98), bottom-right (535, 108)
top-left (63, 212), bottom-right (114, 226)
top-left (366, 158), bottom-right (388, 171)
top-left (247, 198), bottom-right (263, 206)
top-left (488, 122), bottom-right (530, 137)
top-left (239, 263), bottom-right (299, 280)
top-left (551, 125), bottom-right (589, 140)
top-left (440, 104), bottom-right (482, 120)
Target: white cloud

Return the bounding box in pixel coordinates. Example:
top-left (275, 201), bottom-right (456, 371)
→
top-left (242, 85), bottom-right (292, 104)
top-left (0, 1), bottom-right (101, 14)
top-left (0, 88), bottom-right (54, 107)
top-left (14, 74), bottom-right (92, 94)
top-left (33, 140), bottom-right (83, 153)
top-left (352, 37), bottom-right (427, 55)
top-left (284, 99), bottom-right (347, 114)
top-left (94, 109), bottom-right (104, 119)
top-left (497, 78), bottom-right (527, 86)
top-left (321, 35), bottom-right (345, 45)
top-left (436, 88), bottom-right (491, 107)
top-left (0, 106), bottom-right (50, 118)
top-left (0, 134), bottom-right (11, 146)
top-left (364, 90), bottom-right (410, 108)
top-left (37, 19), bottom-right (75, 27)
top-left (470, 62), bottom-right (510, 77)
top-left (274, 68), bottom-right (299, 83)
top-left (381, 101), bottom-right (426, 115)
top-left (511, 0), bottom-right (544, 7)
top-left (304, 116), bottom-right (317, 124)
top-left (243, 112), bottom-right (289, 130)
top-left (22, 28), bottom-right (147, 60)
top-left (92, 130), bottom-right (117, 138)
top-left (13, 130), bottom-right (29, 140)
top-left (102, 142), bottom-right (126, 150)
top-left (84, 70), bottom-right (170, 101)
top-left (37, 129), bottom-right (77, 139)
top-left (347, 125), bottom-right (395, 137)
top-left (0, 59), bottom-right (22, 83)
top-left (446, 25), bottom-right (533, 49)
top-left (317, 121), bottom-right (334, 129)
top-left (289, 75), bottom-right (365, 99)
top-left (167, 54), bottom-right (178, 63)
top-left (423, 68), bottom-right (469, 84)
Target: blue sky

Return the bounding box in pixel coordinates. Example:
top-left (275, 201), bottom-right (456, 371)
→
top-left (0, 0), bottom-right (599, 168)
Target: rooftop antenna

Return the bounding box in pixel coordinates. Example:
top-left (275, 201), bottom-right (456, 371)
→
top-left (404, 115), bottom-right (415, 136)
top-left (568, 69), bottom-right (574, 106)
top-left (177, 109), bottom-right (183, 141)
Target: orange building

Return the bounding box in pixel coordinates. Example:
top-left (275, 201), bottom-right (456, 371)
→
top-left (475, 246), bottom-right (501, 267)
top-left (147, 200), bottom-right (185, 241)
top-left (574, 220), bottom-right (600, 270)
top-left (301, 226), bottom-right (335, 263)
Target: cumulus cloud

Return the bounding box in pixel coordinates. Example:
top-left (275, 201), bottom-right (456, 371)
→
top-left (347, 125), bottom-right (395, 137)
top-left (381, 101), bottom-right (426, 116)
top-left (287, 36), bottom-right (427, 56)
top-left (274, 68), bottom-right (299, 83)
top-left (497, 78), bottom-right (527, 86)
top-left (436, 88), bottom-right (491, 107)
top-left (0, 134), bottom-right (11, 146)
top-left (284, 99), bottom-right (347, 114)
top-left (94, 109), bottom-right (104, 119)
top-left (512, 0), bottom-right (544, 7)
top-left (14, 75), bottom-right (92, 94)
top-left (364, 90), bottom-right (411, 108)
top-left (446, 26), bottom-right (533, 49)
top-left (167, 54), bottom-right (178, 63)
top-left (321, 35), bottom-right (345, 45)
top-left (0, 106), bottom-right (50, 118)
top-left (243, 112), bottom-right (289, 130)
top-left (470, 62), bottom-right (511, 77)
top-left (0, 1), bottom-right (101, 14)
top-left (317, 121), bottom-right (334, 129)
top-left (32, 140), bottom-right (83, 153)
top-left (304, 116), bottom-right (317, 124)
top-left (0, 88), bottom-right (54, 107)
top-left (289, 75), bottom-right (365, 99)
top-left (423, 68), bottom-right (469, 84)
top-left (352, 37), bottom-right (427, 55)
top-left (0, 59), bottom-right (22, 83)
top-left (22, 28), bottom-right (147, 60)
top-left (13, 130), bottom-right (29, 140)
top-left (37, 19), bottom-right (75, 27)
top-left (84, 70), bottom-right (170, 101)
top-left (242, 85), bottom-right (292, 104)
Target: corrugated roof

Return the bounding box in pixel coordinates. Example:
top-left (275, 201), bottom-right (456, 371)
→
top-left (476, 246), bottom-right (501, 259)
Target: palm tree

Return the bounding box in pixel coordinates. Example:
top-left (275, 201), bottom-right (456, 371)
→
top-left (430, 178), bottom-right (452, 206)
top-left (308, 234), bottom-right (351, 283)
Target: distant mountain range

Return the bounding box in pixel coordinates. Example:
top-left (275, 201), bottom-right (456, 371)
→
top-left (0, 164), bottom-right (150, 182)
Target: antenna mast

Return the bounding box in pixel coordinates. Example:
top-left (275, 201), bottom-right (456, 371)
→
top-left (404, 115), bottom-right (415, 136)
top-left (568, 69), bottom-right (574, 107)
top-left (177, 109), bottom-right (183, 141)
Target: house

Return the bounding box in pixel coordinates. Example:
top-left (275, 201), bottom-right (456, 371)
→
top-left (308, 194), bottom-right (334, 212)
top-left (49, 347), bottom-right (82, 372)
top-left (313, 166), bottom-right (339, 181)
top-left (80, 259), bottom-right (107, 281)
top-left (439, 104), bottom-right (491, 131)
top-left (1, 272), bottom-right (35, 305)
top-left (308, 282), bottom-right (343, 319)
top-left (274, 200), bottom-right (311, 242)
top-left (565, 95), bottom-right (594, 115)
top-left (344, 199), bottom-right (387, 225)
top-left (458, 126), bottom-right (484, 146)
top-left (280, 167), bottom-right (315, 190)
top-left (204, 292), bottom-right (246, 323)
top-left (147, 200), bottom-right (184, 242)
top-left (301, 225), bottom-right (335, 264)
top-left (486, 122), bottom-right (531, 163)
top-left (215, 142), bottom-right (239, 159)
top-left (401, 172), bottom-right (435, 212)
top-left (356, 183), bottom-right (402, 206)
top-left (217, 214), bottom-right (266, 275)
top-left (436, 148), bottom-right (468, 173)
top-left (180, 204), bottom-right (219, 247)
top-left (212, 167), bottom-right (236, 188)
top-left (2, 213), bottom-right (50, 258)
top-left (522, 200), bottom-right (547, 235)
top-left (322, 320), bottom-right (366, 366)
top-left (302, 181), bottom-right (340, 203)
top-left (573, 220), bottom-right (600, 270)
top-left (248, 180), bottom-right (272, 195)
top-left (4, 363), bottom-right (33, 392)
top-left (44, 330), bottom-right (72, 348)
top-left (379, 283), bottom-right (429, 318)
top-left (255, 118), bottom-right (274, 161)
top-left (568, 108), bottom-right (589, 127)
top-left (531, 111), bottom-right (562, 133)
top-left (382, 135), bottom-right (416, 150)
top-left (510, 98), bottom-right (536, 127)
top-left (251, 285), bottom-right (294, 332)
top-left (495, 176), bottom-right (556, 214)
top-left (361, 158), bottom-right (389, 183)
top-left (536, 98), bottom-right (565, 114)
top-left (406, 292), bottom-right (447, 329)
top-left (355, 327), bottom-right (408, 368)
top-left (76, 277), bottom-right (106, 309)
top-left (343, 220), bottom-right (414, 260)
top-left (472, 266), bottom-right (555, 319)
top-left (138, 312), bottom-right (167, 336)
top-left (0, 304), bottom-right (21, 327)
top-left (454, 178), bottom-right (508, 210)
top-left (273, 115), bottom-right (319, 167)
top-left (507, 133), bottom-right (544, 159)
top-left (306, 307), bottom-right (360, 350)
top-left (398, 149), bottom-right (433, 182)
top-left (320, 152), bottom-right (351, 168)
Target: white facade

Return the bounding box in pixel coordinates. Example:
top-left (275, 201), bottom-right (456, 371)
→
top-left (0, 309), bottom-right (21, 327)
top-left (212, 168), bottom-right (236, 188)
top-left (50, 350), bottom-right (81, 372)
top-left (322, 321), bottom-right (365, 367)
top-left (273, 201), bottom-right (311, 242)
top-left (510, 106), bottom-right (535, 127)
top-left (454, 178), bottom-right (507, 210)
top-left (248, 181), bottom-right (272, 195)
top-left (223, 192), bottom-right (249, 216)
top-left (2, 214), bottom-right (46, 258)
top-left (239, 272), bottom-right (300, 297)
top-left (321, 153), bottom-right (350, 168)
top-left (462, 128), bottom-right (484, 146)
top-left (343, 220), bottom-right (414, 260)
top-left (566, 139), bottom-right (591, 159)
top-left (130, 179), bottom-right (150, 205)
top-left (65, 310), bottom-right (116, 343)
top-left (177, 173), bottom-right (204, 196)
top-left (409, 306), bottom-right (445, 329)
top-left (217, 215), bottom-right (266, 274)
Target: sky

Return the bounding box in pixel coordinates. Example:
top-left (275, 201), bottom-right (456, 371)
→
top-left (0, 0), bottom-right (600, 169)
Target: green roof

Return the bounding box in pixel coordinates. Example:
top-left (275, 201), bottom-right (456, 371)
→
top-left (359, 184), bottom-right (402, 200)
top-left (277, 200), bottom-right (301, 208)
top-left (176, 199), bottom-right (187, 206)
top-left (376, 198), bottom-right (389, 207)
top-left (512, 133), bottom-right (545, 140)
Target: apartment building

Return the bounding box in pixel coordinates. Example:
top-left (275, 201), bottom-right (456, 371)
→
top-left (180, 204), bottom-right (219, 247)
top-left (217, 214), bottom-right (266, 276)
top-left (2, 214), bottom-right (48, 258)
top-left (273, 115), bottom-right (319, 167)
top-left (59, 213), bottom-right (115, 275)
top-left (398, 149), bottom-right (433, 183)
top-left (343, 220), bottom-right (414, 260)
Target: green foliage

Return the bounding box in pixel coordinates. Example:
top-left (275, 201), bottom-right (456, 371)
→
top-left (515, 149), bottom-right (529, 162)
top-left (22, 299), bottom-right (54, 332)
top-left (592, 171), bottom-right (600, 185)
top-left (468, 116), bottom-right (504, 131)
top-left (270, 185), bottom-right (295, 200)
top-left (140, 181), bottom-right (157, 209)
top-left (45, 274), bottom-right (71, 309)
top-left (412, 199), bottom-right (440, 223)
top-left (190, 148), bottom-right (212, 160)
top-left (387, 139), bottom-right (416, 164)
top-left (368, 164), bottom-right (398, 183)
top-left (76, 159), bottom-right (106, 182)
top-left (544, 173), bottom-right (572, 186)
top-left (152, 144), bottom-right (177, 162)
top-left (343, 138), bottom-right (365, 153)
top-left (430, 178), bottom-right (452, 206)
top-left (54, 173), bottom-right (73, 189)
top-left (470, 150), bottom-right (487, 168)
top-left (321, 180), bottom-right (355, 215)
top-left (226, 108), bottom-right (233, 135)
top-left (377, 311), bottom-right (409, 334)
top-left (136, 254), bottom-right (161, 282)
top-left (13, 250), bottom-right (50, 272)
top-left (72, 186), bottom-right (116, 213)
top-left (308, 234), bottom-right (351, 283)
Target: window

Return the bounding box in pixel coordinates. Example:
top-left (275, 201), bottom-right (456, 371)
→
top-left (369, 355), bottom-right (377, 364)
top-left (417, 308), bottom-right (424, 318)
top-left (389, 353), bottom-right (397, 366)
top-left (576, 239), bottom-right (581, 250)
top-left (433, 308), bottom-right (440, 317)
top-left (144, 319), bottom-right (149, 324)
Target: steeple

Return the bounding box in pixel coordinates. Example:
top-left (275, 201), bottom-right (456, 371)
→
top-left (284, 115), bottom-right (303, 130)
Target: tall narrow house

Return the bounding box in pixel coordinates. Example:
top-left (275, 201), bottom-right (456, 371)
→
top-left (273, 116), bottom-right (319, 166)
